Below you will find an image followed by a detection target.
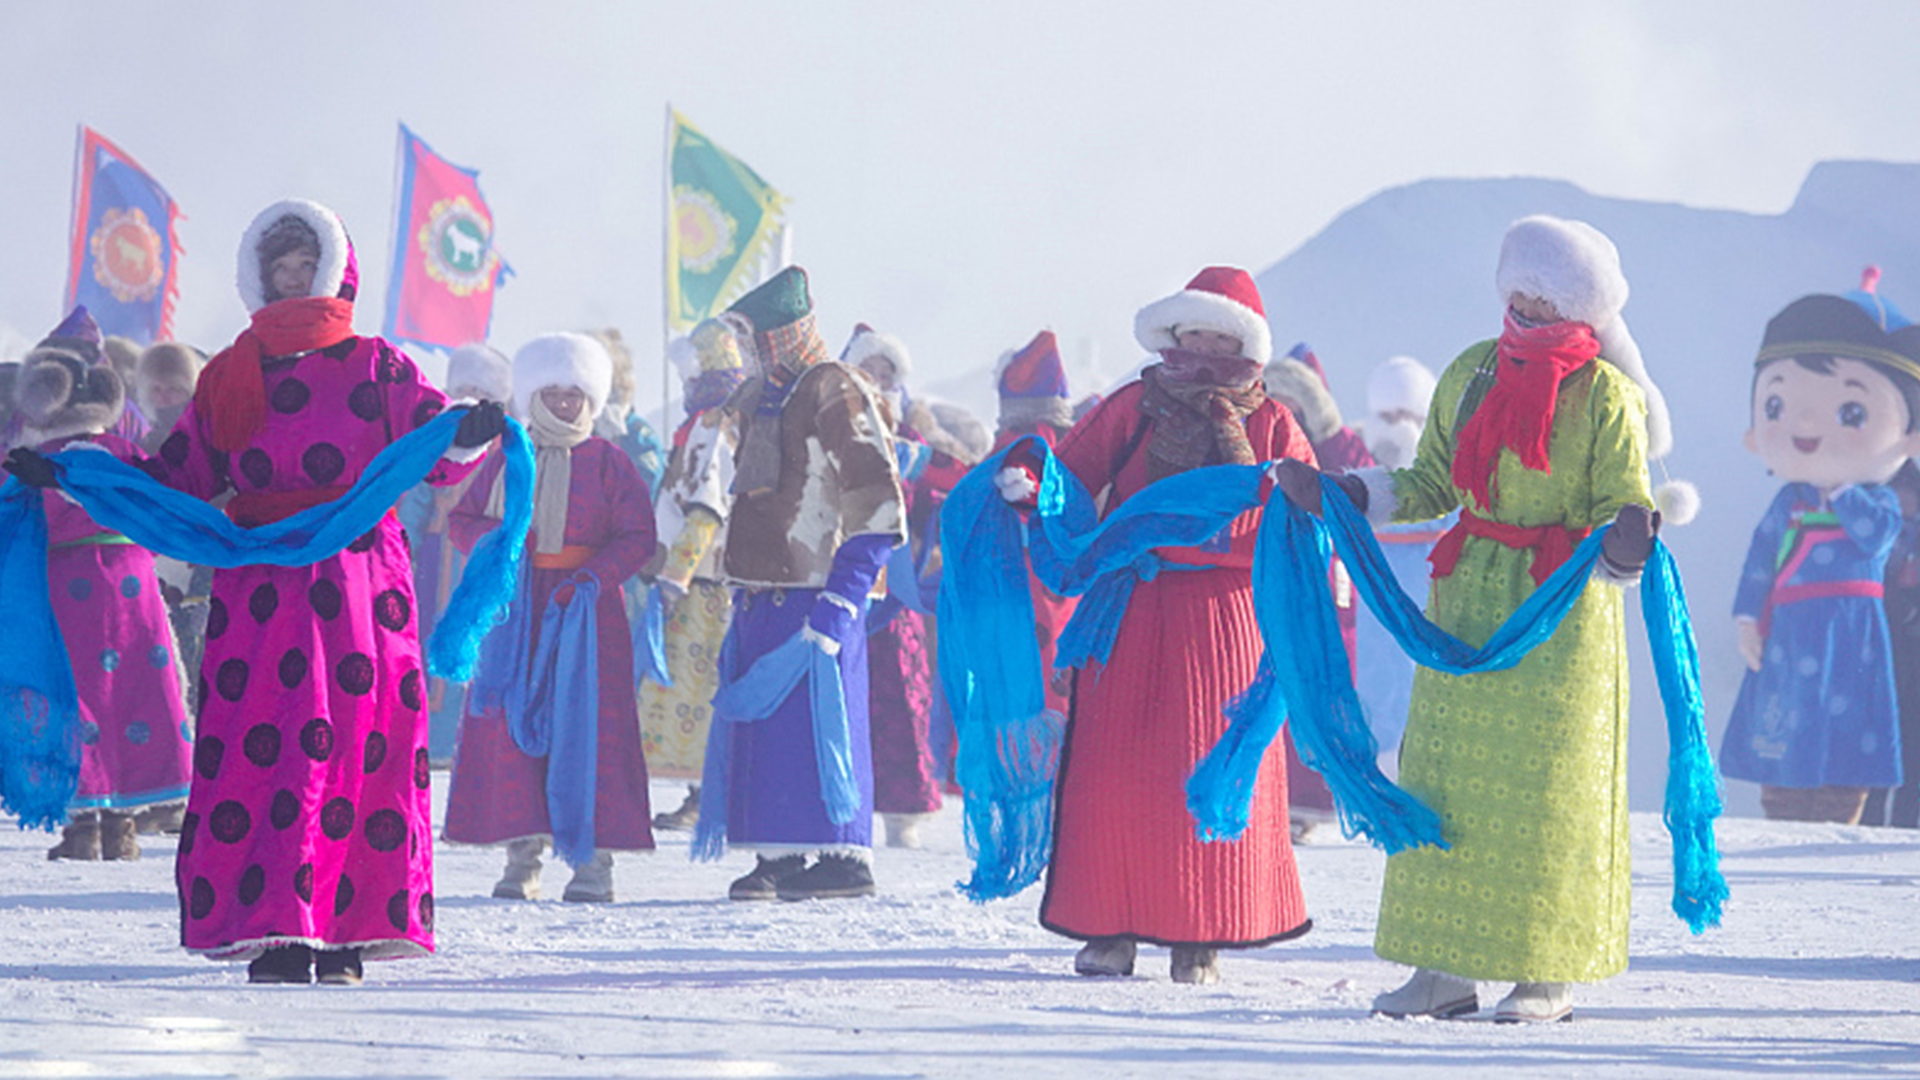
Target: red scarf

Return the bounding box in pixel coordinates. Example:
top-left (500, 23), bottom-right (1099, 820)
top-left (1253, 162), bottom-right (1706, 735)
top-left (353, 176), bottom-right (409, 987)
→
top-left (1449, 314), bottom-right (1600, 510)
top-left (196, 297), bottom-right (356, 452)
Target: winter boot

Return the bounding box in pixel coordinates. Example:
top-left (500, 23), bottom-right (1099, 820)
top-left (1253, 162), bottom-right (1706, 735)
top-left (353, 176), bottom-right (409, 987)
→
top-left (133, 803), bottom-right (185, 836)
top-left (728, 854), bottom-right (807, 901)
top-left (491, 837), bottom-right (545, 900)
top-left (314, 948), bottom-right (363, 987)
top-left (1493, 982), bottom-right (1573, 1024)
top-left (882, 812), bottom-right (930, 849)
top-left (247, 944), bottom-right (313, 985)
top-left (562, 851), bottom-right (615, 903)
top-left (1073, 937), bottom-right (1137, 977)
top-left (1372, 968), bottom-right (1479, 1019)
top-left (652, 786), bottom-right (701, 831)
top-left (47, 812), bottom-right (101, 861)
top-left (99, 811), bottom-right (141, 861)
top-left (1171, 946), bottom-right (1221, 985)
top-left (775, 852), bottom-right (877, 901)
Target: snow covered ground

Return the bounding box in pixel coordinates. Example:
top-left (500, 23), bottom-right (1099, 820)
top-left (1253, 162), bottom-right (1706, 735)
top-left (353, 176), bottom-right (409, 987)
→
top-left (2, 780), bottom-right (1918, 1079)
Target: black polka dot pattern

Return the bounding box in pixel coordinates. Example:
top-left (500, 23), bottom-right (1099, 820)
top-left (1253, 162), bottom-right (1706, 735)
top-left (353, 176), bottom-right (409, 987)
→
top-left (302, 443), bottom-right (346, 485)
top-left (386, 890), bottom-right (411, 931)
top-left (336, 653), bottom-right (375, 696)
top-left (399, 669), bottom-right (424, 712)
top-left (293, 862), bottom-right (314, 903)
top-left (209, 800), bottom-right (251, 844)
top-left (412, 399), bottom-right (444, 429)
top-left (418, 892), bottom-right (435, 932)
top-left (188, 877), bottom-right (215, 919)
top-left (160, 431), bottom-right (191, 468)
top-left (334, 875), bottom-right (356, 916)
top-left (319, 797), bottom-right (355, 840)
top-left (348, 529), bottom-right (380, 554)
top-left (413, 748), bottom-right (431, 790)
top-left (363, 731), bottom-right (388, 773)
top-left (243, 723), bottom-right (281, 768)
top-left (377, 345), bottom-right (411, 384)
top-left (248, 583), bottom-right (279, 623)
top-left (300, 718), bottom-right (334, 762)
top-left (215, 659), bottom-right (249, 702)
top-left (309, 579), bottom-right (343, 621)
top-left (237, 864), bottom-right (266, 905)
top-left (373, 590), bottom-right (411, 632)
top-left (270, 378), bottom-right (311, 414)
top-left (194, 736), bottom-right (224, 780)
top-left (278, 648), bottom-right (309, 689)
top-left (270, 789), bottom-right (299, 830)
top-left (178, 812), bottom-right (199, 856)
top-left (205, 597), bottom-right (229, 639)
top-left (322, 337), bottom-right (359, 361)
top-left (348, 381), bottom-right (385, 422)
top-left (362, 809), bottom-right (406, 853)
top-left (238, 449), bottom-right (274, 489)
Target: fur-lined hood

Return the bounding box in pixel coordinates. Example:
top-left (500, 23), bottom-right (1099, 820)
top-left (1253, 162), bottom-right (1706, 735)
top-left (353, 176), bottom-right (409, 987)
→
top-left (17, 347), bottom-right (125, 441)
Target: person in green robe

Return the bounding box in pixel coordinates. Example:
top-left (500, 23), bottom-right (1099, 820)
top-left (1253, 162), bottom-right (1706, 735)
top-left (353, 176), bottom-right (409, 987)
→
top-left (1276, 215), bottom-right (1685, 1023)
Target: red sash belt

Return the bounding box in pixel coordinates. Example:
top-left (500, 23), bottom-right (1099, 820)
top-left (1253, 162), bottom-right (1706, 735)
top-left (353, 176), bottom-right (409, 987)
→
top-left (225, 486), bottom-right (351, 527)
top-left (1761, 579), bottom-right (1883, 638)
top-left (1429, 509), bottom-right (1590, 586)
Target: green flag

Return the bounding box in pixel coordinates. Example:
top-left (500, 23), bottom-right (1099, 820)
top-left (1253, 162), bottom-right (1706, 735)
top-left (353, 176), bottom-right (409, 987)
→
top-left (666, 110), bottom-right (788, 333)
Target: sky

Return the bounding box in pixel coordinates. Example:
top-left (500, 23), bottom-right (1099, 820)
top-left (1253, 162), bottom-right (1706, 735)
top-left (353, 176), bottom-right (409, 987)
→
top-left (3, 1), bottom-right (1919, 417)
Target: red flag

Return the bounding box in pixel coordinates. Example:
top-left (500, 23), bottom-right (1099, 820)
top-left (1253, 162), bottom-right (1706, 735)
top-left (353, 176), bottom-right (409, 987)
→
top-left (383, 125), bottom-right (510, 350)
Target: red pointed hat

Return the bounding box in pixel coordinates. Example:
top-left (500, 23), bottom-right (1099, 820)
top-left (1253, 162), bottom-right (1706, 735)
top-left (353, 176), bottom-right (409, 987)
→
top-left (1133, 266), bottom-right (1272, 362)
top-left (997, 330), bottom-right (1069, 400)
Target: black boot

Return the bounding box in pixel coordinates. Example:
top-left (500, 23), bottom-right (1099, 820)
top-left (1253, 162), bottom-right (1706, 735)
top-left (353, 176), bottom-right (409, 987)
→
top-left (247, 944), bottom-right (313, 985)
top-left (315, 948), bottom-right (363, 986)
top-left (776, 852), bottom-right (876, 901)
top-left (727, 854), bottom-right (807, 901)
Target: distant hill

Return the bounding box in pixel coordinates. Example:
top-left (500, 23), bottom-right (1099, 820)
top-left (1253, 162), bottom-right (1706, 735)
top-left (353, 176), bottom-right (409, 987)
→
top-left (1254, 160), bottom-right (1920, 816)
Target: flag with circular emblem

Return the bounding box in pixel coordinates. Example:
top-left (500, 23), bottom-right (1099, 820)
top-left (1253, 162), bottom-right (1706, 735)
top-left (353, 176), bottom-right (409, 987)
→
top-left (666, 110), bottom-right (789, 333)
top-left (383, 124), bottom-right (513, 352)
top-left (64, 127), bottom-right (183, 345)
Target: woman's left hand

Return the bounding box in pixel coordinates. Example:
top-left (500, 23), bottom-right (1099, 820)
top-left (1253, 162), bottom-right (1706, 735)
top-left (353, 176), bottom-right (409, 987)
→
top-left (1601, 504), bottom-right (1660, 573)
top-left (453, 401), bottom-right (507, 448)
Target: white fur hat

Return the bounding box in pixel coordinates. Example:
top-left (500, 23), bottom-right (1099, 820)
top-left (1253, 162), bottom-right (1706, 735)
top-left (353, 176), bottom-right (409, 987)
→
top-left (1262, 358), bottom-right (1343, 443)
top-left (1366, 355), bottom-right (1438, 421)
top-left (512, 332), bottom-right (613, 420)
top-left (1133, 266), bottom-right (1273, 364)
top-left (447, 343), bottom-right (512, 404)
top-left (842, 324), bottom-right (913, 379)
top-left (237, 199), bottom-right (354, 313)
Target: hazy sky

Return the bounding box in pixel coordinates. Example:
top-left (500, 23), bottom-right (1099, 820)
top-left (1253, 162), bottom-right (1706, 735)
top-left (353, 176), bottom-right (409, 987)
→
top-left (4, 1), bottom-right (1918, 414)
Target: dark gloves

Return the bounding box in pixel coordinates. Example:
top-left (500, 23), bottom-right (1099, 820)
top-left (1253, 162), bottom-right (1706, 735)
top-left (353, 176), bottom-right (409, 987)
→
top-left (1601, 503), bottom-right (1660, 576)
top-left (1269, 459), bottom-right (1368, 516)
top-left (453, 400), bottom-right (507, 448)
top-left (4, 448), bottom-right (60, 490)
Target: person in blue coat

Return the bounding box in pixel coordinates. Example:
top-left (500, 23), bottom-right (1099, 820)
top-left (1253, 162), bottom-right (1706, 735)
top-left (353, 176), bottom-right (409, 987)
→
top-left (1723, 283), bottom-right (1920, 822)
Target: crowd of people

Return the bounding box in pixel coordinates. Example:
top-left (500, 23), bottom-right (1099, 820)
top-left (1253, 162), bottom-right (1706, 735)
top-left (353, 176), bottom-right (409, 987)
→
top-left (2, 198), bottom-right (1914, 1025)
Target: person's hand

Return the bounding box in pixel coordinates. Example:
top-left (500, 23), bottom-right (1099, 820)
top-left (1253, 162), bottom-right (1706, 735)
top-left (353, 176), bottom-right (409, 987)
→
top-left (453, 400), bottom-right (507, 448)
top-left (1269, 459), bottom-right (1324, 515)
top-left (995, 465), bottom-right (1038, 506)
top-left (1735, 617), bottom-right (1765, 672)
top-left (1601, 503), bottom-right (1659, 575)
top-left (4, 448), bottom-right (60, 490)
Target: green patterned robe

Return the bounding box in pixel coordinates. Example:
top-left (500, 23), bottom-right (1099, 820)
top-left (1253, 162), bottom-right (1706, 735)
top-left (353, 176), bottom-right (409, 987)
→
top-left (1373, 340), bottom-right (1653, 984)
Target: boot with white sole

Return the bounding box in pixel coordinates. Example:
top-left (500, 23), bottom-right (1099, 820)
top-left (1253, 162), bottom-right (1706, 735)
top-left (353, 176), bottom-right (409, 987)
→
top-left (563, 850), bottom-right (615, 903)
top-left (1493, 982), bottom-right (1573, 1023)
top-left (1372, 968), bottom-right (1479, 1019)
top-left (491, 837), bottom-right (545, 900)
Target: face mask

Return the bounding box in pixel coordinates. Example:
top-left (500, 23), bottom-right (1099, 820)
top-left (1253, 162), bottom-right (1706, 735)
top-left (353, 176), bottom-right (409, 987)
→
top-left (1158, 347), bottom-right (1262, 388)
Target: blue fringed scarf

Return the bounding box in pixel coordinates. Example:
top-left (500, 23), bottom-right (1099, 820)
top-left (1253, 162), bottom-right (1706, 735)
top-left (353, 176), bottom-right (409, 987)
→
top-left (633, 583), bottom-right (674, 689)
top-left (0, 409), bottom-right (534, 830)
top-left (1189, 475), bottom-right (1726, 932)
top-left (690, 616), bottom-right (861, 862)
top-left (502, 575), bottom-right (603, 868)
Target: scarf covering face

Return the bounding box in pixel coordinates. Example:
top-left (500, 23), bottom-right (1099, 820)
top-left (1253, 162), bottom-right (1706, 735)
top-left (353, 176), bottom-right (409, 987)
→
top-left (1138, 353), bottom-right (1266, 482)
top-left (729, 312), bottom-right (831, 498)
top-left (1449, 313), bottom-right (1602, 510)
top-left (489, 392), bottom-right (594, 555)
top-left (684, 368), bottom-right (747, 418)
top-left (195, 297), bottom-right (357, 453)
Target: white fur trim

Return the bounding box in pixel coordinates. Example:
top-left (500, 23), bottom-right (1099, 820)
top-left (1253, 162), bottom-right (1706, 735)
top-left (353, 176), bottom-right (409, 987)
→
top-left (512, 332), bottom-right (614, 420)
top-left (1594, 318), bottom-right (1671, 460)
top-left (801, 623), bottom-right (842, 656)
top-left (1351, 466), bottom-right (1400, 527)
top-left (441, 441), bottom-right (489, 464)
top-left (1133, 290), bottom-right (1273, 363)
top-left (1263, 359), bottom-right (1342, 442)
top-left (447, 344), bottom-right (512, 404)
top-left (236, 199), bottom-right (351, 313)
top-left (1655, 479), bottom-right (1700, 526)
top-left (842, 329), bottom-right (913, 379)
top-left (1593, 556), bottom-right (1643, 588)
top-left (1367, 355), bottom-right (1438, 420)
top-left (1495, 215), bottom-right (1627, 329)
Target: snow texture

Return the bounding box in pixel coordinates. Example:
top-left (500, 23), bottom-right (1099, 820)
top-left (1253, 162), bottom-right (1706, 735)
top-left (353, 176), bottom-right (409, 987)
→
top-left (1, 780), bottom-right (1917, 1078)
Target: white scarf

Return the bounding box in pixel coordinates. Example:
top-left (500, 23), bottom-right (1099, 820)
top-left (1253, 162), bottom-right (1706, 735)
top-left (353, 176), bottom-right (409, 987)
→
top-left (489, 393), bottom-right (594, 555)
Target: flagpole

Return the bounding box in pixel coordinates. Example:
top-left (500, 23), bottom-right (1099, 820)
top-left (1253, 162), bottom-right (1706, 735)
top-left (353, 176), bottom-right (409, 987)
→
top-left (63, 125), bottom-right (87, 313)
top-left (661, 102), bottom-right (675, 430)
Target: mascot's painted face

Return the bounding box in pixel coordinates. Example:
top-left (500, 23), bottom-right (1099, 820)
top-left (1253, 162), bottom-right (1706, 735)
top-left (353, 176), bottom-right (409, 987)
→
top-left (1746, 355), bottom-right (1920, 490)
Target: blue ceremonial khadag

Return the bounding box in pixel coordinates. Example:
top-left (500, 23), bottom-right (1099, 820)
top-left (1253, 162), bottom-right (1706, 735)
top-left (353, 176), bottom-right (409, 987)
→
top-left (500, 575), bottom-right (603, 869)
top-left (0, 408), bottom-right (535, 831)
top-left (939, 449), bottom-right (1726, 933)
